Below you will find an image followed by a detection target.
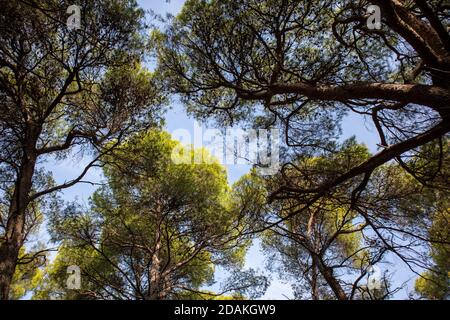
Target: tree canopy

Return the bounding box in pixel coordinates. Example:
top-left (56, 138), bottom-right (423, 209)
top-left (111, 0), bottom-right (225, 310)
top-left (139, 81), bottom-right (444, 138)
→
top-left (0, 0), bottom-right (163, 299)
top-left (0, 0), bottom-right (448, 301)
top-left (155, 0), bottom-right (449, 208)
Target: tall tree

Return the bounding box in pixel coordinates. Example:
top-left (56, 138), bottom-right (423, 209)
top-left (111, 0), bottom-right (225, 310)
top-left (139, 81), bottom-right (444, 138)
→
top-left (239, 140), bottom-right (386, 299)
top-left (238, 138), bottom-right (448, 299)
top-left (154, 0), bottom-right (450, 222)
top-left (0, 0), bottom-right (163, 299)
top-left (34, 130), bottom-right (267, 300)
top-left (414, 140), bottom-right (450, 299)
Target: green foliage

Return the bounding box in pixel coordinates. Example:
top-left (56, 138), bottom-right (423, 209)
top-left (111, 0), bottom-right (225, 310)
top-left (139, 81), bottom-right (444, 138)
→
top-left (9, 247), bottom-right (46, 300)
top-left (35, 130), bottom-right (262, 299)
top-left (2, 0), bottom-right (448, 301)
top-left (235, 140), bottom-right (403, 299)
top-left (0, 0), bottom-right (165, 299)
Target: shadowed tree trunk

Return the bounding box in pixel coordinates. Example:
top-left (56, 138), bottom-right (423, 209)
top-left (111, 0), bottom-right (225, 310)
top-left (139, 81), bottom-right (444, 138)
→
top-left (311, 254), bottom-right (348, 300)
top-left (0, 0), bottom-right (159, 299)
top-left (0, 132), bottom-right (38, 299)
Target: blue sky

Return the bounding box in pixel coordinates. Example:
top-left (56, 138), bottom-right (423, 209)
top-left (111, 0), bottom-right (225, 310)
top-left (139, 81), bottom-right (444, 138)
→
top-left (36, 0), bottom-right (417, 299)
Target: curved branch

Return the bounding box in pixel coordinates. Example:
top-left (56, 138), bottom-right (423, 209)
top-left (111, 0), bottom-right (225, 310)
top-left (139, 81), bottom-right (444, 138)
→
top-left (237, 82), bottom-right (450, 116)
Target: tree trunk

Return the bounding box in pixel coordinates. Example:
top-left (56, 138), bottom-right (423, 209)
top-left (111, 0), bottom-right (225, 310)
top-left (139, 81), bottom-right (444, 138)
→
top-left (312, 254), bottom-right (348, 300)
top-left (0, 149), bottom-right (37, 300)
top-left (147, 208), bottom-right (163, 300)
top-left (147, 241), bottom-right (162, 299)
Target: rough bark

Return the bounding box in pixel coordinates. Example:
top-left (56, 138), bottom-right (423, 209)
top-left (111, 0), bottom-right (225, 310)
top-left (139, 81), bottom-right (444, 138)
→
top-left (0, 144), bottom-right (37, 299)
